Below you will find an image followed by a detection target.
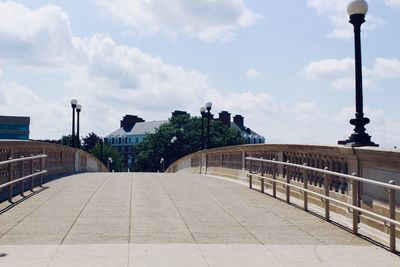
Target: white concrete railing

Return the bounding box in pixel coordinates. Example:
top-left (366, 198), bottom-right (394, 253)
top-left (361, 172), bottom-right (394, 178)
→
top-left (166, 144), bottom-right (400, 251)
top-left (0, 140), bottom-right (108, 202)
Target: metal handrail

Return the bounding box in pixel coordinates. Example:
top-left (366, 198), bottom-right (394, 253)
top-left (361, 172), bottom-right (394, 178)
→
top-left (246, 156), bottom-right (400, 191)
top-left (246, 156), bottom-right (399, 252)
top-left (0, 170), bottom-right (47, 190)
top-left (0, 154), bottom-right (47, 166)
top-left (247, 172), bottom-right (400, 227)
top-left (0, 154), bottom-right (47, 202)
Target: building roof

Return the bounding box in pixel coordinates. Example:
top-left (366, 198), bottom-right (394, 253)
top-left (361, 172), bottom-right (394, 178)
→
top-left (230, 122), bottom-right (265, 140)
top-left (105, 120), bottom-right (167, 138)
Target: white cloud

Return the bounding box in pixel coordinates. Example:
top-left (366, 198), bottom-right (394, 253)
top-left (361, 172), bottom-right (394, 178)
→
top-left (386, 0), bottom-right (400, 8)
top-left (372, 58), bottom-right (400, 79)
top-left (307, 0), bottom-right (383, 39)
top-left (0, 81), bottom-right (68, 138)
top-left (245, 68), bottom-right (263, 79)
top-left (301, 57), bottom-right (400, 90)
top-left (95, 0), bottom-right (262, 42)
top-left (295, 102), bottom-right (324, 123)
top-left (302, 58), bottom-right (354, 80)
top-left (307, 0), bottom-right (348, 14)
top-left (0, 2), bottom-right (77, 68)
top-left (0, 2), bottom-right (272, 139)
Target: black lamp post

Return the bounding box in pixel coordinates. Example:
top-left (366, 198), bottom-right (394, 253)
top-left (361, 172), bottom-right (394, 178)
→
top-left (76, 104), bottom-right (82, 149)
top-left (107, 157), bottom-right (113, 172)
top-left (205, 102), bottom-right (212, 149)
top-left (200, 107), bottom-right (206, 150)
top-left (338, 0), bottom-right (378, 147)
top-left (70, 99), bottom-right (78, 147)
top-left (160, 158), bottom-right (165, 172)
top-left (100, 139), bottom-right (104, 163)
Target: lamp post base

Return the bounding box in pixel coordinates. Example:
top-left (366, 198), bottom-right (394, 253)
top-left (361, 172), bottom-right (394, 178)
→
top-left (338, 132), bottom-right (378, 147)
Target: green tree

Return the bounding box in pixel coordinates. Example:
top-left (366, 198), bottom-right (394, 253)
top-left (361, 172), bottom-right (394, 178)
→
top-left (59, 135), bottom-right (73, 146)
top-left (89, 144), bottom-right (124, 172)
top-left (82, 132), bottom-right (101, 152)
top-left (133, 114), bottom-right (245, 172)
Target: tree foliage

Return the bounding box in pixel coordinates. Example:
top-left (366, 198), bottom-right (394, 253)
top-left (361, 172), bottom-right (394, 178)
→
top-left (60, 135), bottom-right (73, 146)
top-left (134, 114), bottom-right (245, 172)
top-left (82, 132), bottom-right (101, 152)
top-left (90, 143), bottom-right (124, 172)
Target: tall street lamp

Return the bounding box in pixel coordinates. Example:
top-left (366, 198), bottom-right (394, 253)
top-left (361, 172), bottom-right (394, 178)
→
top-left (107, 157), bottom-right (113, 172)
top-left (160, 158), bottom-right (165, 172)
top-left (200, 107), bottom-right (206, 150)
top-left (70, 99), bottom-right (78, 147)
top-left (76, 104), bottom-right (82, 149)
top-left (338, 0), bottom-right (378, 147)
top-left (205, 102), bottom-right (212, 149)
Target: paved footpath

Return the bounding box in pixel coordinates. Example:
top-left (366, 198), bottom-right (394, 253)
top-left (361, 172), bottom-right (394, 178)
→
top-left (0, 172), bottom-right (399, 266)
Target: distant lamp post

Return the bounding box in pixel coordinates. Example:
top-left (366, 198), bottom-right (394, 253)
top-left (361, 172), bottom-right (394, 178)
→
top-left (171, 136), bottom-right (177, 144)
top-left (76, 104), bottom-right (82, 149)
top-left (107, 157), bottom-right (113, 172)
top-left (160, 158), bottom-right (165, 172)
top-left (338, 0), bottom-right (378, 147)
top-left (100, 139), bottom-right (104, 163)
top-left (70, 99), bottom-right (78, 147)
top-left (200, 107), bottom-right (206, 150)
top-left (205, 102), bottom-right (212, 149)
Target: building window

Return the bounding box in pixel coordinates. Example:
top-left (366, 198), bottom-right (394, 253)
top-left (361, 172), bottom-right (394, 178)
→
top-left (136, 137), bottom-right (139, 143)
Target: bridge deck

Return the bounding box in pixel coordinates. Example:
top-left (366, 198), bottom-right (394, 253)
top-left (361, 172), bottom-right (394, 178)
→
top-left (0, 173), bottom-right (399, 266)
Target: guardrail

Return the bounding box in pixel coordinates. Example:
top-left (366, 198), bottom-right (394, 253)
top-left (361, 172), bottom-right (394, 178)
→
top-left (0, 154), bottom-right (47, 203)
top-left (246, 156), bottom-right (400, 252)
top-left (0, 140), bottom-right (108, 203)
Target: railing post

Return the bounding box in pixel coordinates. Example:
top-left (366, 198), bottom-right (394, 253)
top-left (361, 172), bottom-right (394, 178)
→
top-left (261, 161), bottom-right (264, 193)
top-left (249, 157), bottom-right (252, 173)
top-left (20, 156), bottom-right (25, 197)
top-left (286, 161), bottom-right (290, 204)
top-left (249, 159), bottom-right (253, 189)
top-left (40, 154), bottom-right (44, 186)
top-left (199, 153), bottom-right (202, 174)
top-left (30, 155), bottom-right (34, 191)
top-left (352, 172), bottom-right (359, 235)
top-left (388, 180), bottom-right (396, 252)
top-left (303, 163), bottom-right (308, 211)
top-left (324, 167), bottom-right (331, 221)
top-left (272, 159), bottom-right (277, 198)
top-left (8, 157), bottom-right (13, 202)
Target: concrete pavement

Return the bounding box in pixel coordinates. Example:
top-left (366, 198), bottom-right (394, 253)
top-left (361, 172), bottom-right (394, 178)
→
top-left (0, 172), bottom-right (399, 266)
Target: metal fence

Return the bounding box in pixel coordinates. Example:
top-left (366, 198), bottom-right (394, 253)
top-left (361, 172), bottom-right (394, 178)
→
top-left (246, 156), bottom-right (400, 252)
top-left (0, 154), bottom-right (47, 202)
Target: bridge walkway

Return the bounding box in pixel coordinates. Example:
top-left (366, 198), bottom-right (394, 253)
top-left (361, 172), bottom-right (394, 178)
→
top-left (0, 173), bottom-right (399, 266)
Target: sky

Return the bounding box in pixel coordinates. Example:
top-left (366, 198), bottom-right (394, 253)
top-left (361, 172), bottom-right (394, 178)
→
top-left (0, 0), bottom-right (399, 147)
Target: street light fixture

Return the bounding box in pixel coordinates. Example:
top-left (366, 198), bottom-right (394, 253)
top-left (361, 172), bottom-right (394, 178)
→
top-left (205, 102), bottom-right (212, 149)
top-left (338, 0), bottom-right (378, 147)
top-left (160, 157), bottom-right (165, 172)
top-left (70, 99), bottom-right (78, 148)
top-left (107, 157), bottom-right (113, 172)
top-left (200, 107), bottom-right (206, 150)
top-left (76, 104), bottom-right (82, 149)
top-left (171, 136), bottom-right (177, 144)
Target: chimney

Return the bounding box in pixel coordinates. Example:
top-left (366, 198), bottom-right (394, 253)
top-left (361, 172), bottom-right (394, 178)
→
top-left (120, 115), bottom-right (145, 132)
top-left (171, 110), bottom-right (188, 118)
top-left (233, 115), bottom-right (244, 129)
top-left (219, 111), bottom-right (231, 127)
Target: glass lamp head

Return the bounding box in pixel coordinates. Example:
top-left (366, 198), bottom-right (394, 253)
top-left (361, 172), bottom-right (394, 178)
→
top-left (347, 0), bottom-right (368, 16)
